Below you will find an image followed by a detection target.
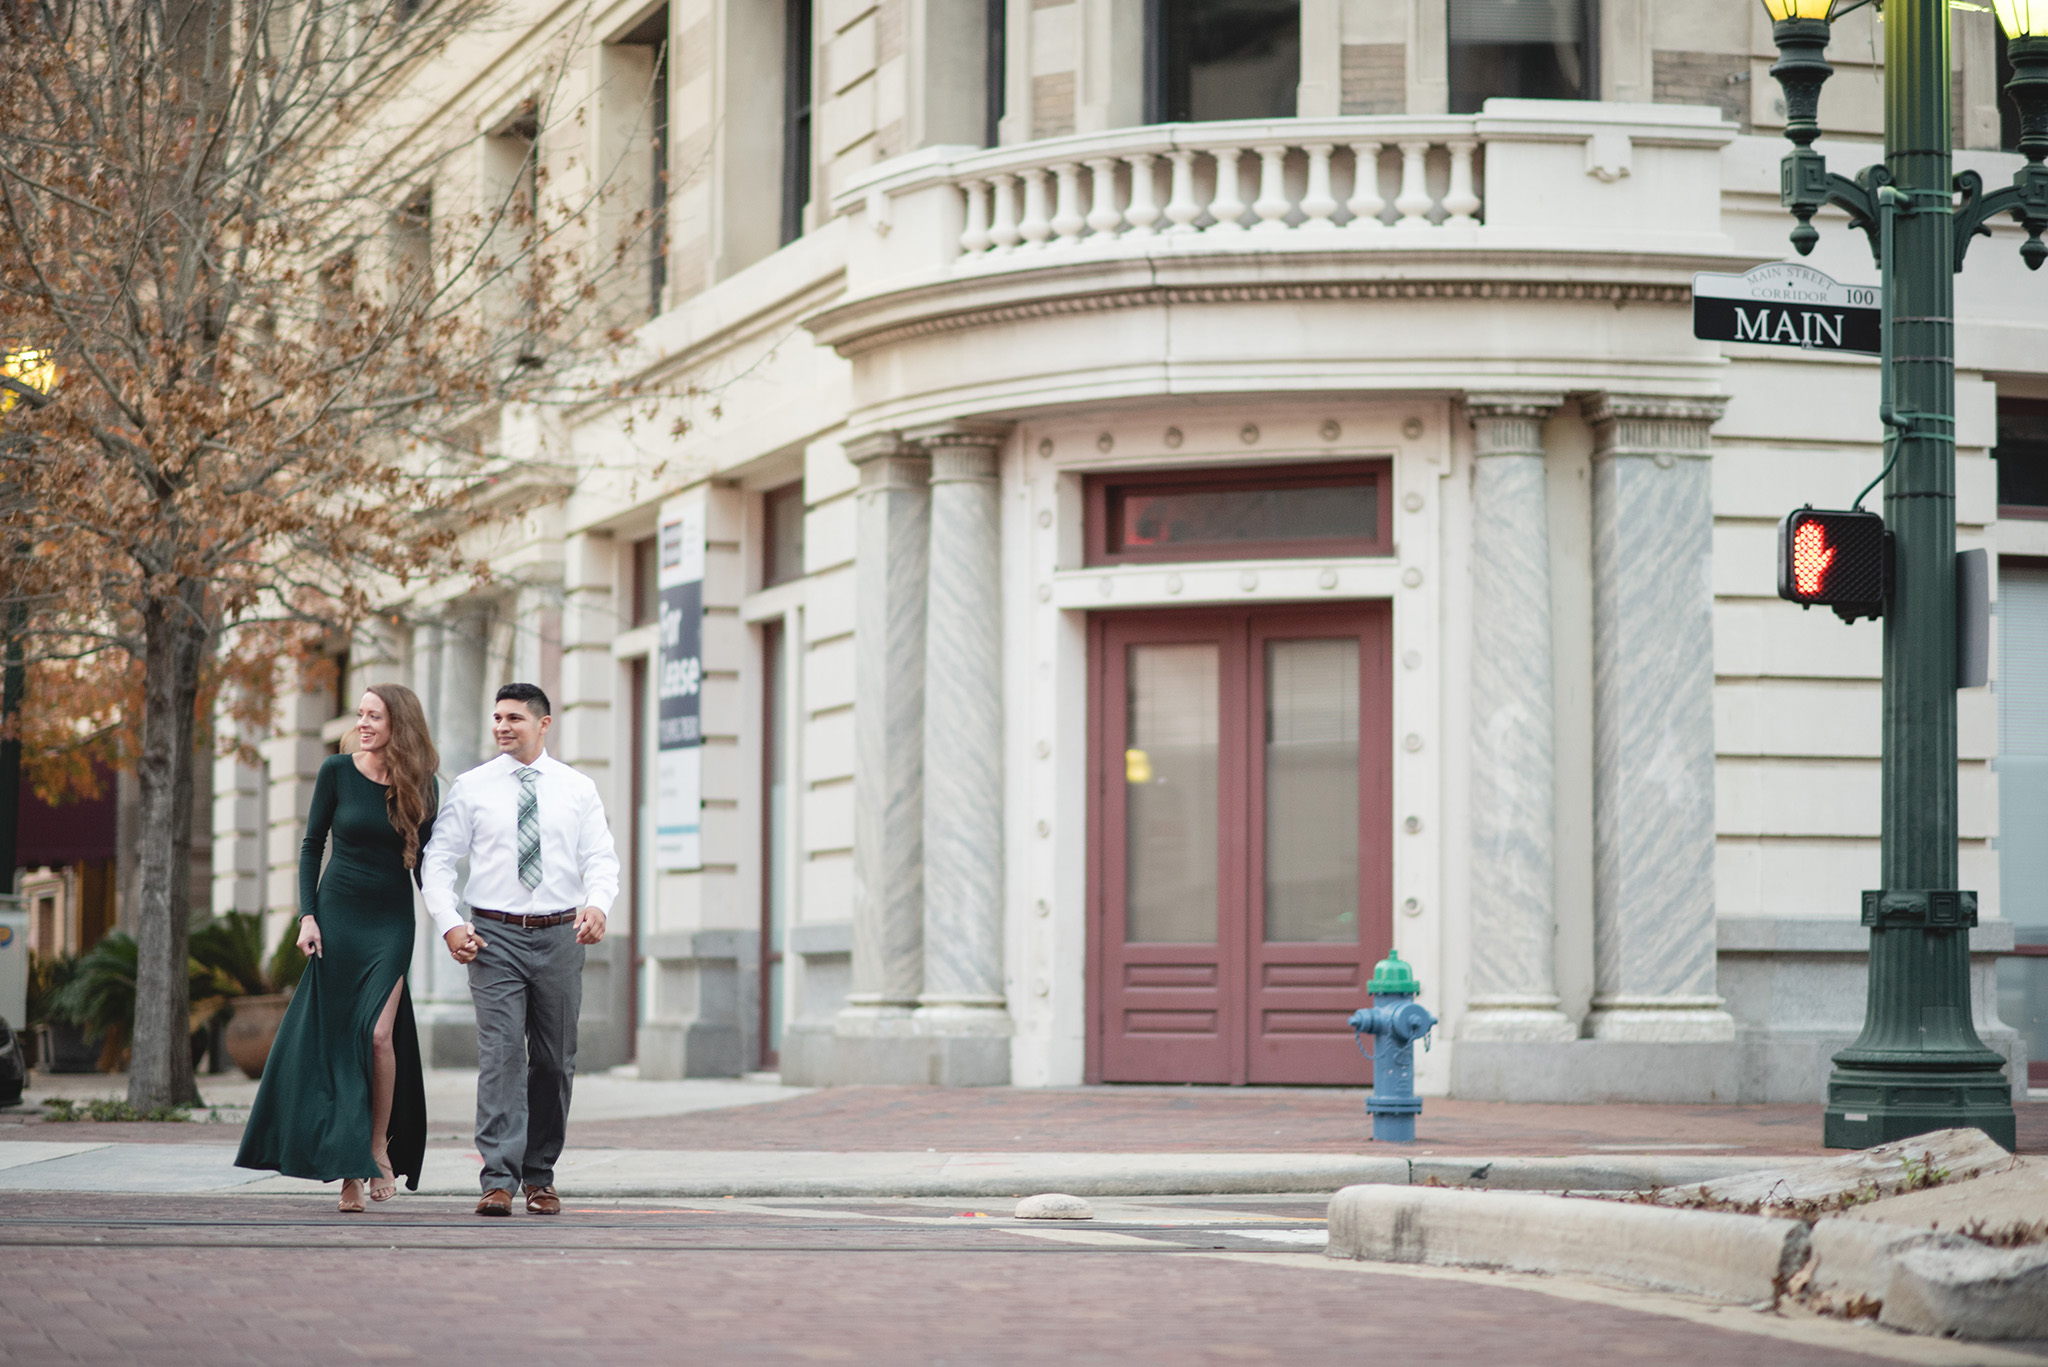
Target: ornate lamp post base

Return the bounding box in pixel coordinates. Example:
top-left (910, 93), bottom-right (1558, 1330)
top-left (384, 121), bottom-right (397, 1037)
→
top-left (1825, 1063), bottom-right (2018, 1150)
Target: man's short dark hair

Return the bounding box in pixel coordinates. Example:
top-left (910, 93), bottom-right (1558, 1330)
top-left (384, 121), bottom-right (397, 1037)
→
top-left (496, 682), bottom-right (551, 718)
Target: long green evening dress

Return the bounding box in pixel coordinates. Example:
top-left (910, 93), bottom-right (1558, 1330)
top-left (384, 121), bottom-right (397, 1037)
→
top-left (235, 754), bottom-right (435, 1189)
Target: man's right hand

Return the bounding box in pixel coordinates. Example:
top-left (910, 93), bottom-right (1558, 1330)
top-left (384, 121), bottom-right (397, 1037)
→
top-left (444, 923), bottom-right (487, 964)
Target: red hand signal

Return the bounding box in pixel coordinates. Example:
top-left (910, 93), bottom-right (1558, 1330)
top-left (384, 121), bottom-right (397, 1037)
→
top-left (1791, 517), bottom-right (1836, 598)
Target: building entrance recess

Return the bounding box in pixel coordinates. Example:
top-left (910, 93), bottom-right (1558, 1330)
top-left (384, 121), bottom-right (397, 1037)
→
top-left (1089, 604), bottom-right (1391, 1084)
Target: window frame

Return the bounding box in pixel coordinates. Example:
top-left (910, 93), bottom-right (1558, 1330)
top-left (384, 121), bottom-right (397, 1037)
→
top-left (1995, 397), bottom-right (2048, 521)
top-left (1082, 460), bottom-right (1394, 567)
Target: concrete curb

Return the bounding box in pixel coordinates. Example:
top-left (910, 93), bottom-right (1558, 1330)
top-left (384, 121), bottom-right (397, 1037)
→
top-left (1325, 1184), bottom-right (1810, 1304)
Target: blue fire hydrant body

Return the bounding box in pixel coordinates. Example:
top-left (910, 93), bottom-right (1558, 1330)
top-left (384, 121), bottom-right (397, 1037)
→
top-left (1349, 950), bottom-right (1436, 1143)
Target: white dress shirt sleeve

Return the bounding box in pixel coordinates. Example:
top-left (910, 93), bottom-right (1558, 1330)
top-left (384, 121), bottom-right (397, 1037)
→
top-left (420, 777), bottom-right (472, 937)
top-left (576, 780), bottom-right (622, 915)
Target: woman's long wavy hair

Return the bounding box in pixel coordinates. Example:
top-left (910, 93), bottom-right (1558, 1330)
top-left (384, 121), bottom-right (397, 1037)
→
top-left (366, 683), bottom-right (439, 869)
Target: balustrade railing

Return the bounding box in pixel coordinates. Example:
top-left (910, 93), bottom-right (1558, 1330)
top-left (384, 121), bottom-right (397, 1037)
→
top-left (946, 120), bottom-right (1483, 266)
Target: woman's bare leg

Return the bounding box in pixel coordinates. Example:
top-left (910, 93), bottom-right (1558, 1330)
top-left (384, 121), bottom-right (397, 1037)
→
top-left (367, 976), bottom-right (405, 1200)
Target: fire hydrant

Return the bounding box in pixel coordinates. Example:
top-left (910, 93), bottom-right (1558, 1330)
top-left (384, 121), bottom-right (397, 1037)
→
top-left (1348, 950), bottom-right (1436, 1143)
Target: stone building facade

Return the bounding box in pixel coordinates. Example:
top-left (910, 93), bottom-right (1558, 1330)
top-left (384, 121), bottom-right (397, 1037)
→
top-left (215, 0), bottom-right (2048, 1099)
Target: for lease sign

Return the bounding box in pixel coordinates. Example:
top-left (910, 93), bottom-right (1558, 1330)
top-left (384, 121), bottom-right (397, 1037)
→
top-left (1693, 263), bottom-right (1881, 355)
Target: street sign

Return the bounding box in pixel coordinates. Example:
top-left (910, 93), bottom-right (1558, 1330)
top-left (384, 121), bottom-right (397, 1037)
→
top-left (1693, 263), bottom-right (1881, 355)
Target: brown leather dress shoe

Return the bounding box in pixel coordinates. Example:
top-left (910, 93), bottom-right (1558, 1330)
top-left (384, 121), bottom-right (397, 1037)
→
top-left (523, 1184), bottom-right (561, 1215)
top-left (476, 1188), bottom-right (514, 1217)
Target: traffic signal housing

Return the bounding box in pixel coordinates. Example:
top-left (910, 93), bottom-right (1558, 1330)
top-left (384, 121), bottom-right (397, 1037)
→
top-left (1778, 506), bottom-right (1889, 622)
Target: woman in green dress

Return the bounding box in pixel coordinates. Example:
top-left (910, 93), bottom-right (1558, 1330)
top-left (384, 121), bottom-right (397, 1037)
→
top-left (236, 683), bottom-right (439, 1212)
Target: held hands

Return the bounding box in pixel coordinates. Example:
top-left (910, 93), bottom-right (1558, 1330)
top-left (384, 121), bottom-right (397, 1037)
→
top-left (575, 906), bottom-right (607, 945)
top-left (444, 923), bottom-right (487, 964)
top-left (296, 915), bottom-right (323, 959)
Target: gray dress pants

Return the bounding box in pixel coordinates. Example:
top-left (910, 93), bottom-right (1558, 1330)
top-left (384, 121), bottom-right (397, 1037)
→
top-left (468, 919), bottom-right (583, 1192)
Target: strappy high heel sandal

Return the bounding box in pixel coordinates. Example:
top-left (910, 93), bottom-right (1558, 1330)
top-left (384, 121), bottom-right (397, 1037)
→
top-left (368, 1154), bottom-right (398, 1203)
top-left (338, 1178), bottom-right (366, 1213)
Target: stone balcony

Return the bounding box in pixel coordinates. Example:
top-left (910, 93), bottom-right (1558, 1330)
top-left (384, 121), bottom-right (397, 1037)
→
top-left (808, 100), bottom-right (1751, 361)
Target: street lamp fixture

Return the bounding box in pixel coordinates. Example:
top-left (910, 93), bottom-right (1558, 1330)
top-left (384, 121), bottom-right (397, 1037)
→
top-left (1763, 0), bottom-right (2048, 266)
top-left (1755, 0), bottom-right (2041, 1152)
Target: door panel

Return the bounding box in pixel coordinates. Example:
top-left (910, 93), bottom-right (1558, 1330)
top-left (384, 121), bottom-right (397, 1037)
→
top-left (1091, 603), bottom-right (1390, 1085)
top-left (1124, 642), bottom-right (1222, 944)
top-left (1096, 615), bottom-right (1245, 1084)
top-left (1246, 607), bottom-right (1389, 1084)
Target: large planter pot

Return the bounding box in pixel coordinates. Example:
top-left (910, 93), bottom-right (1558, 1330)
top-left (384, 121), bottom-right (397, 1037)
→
top-left (223, 993), bottom-right (291, 1079)
top-left (38, 1021), bottom-right (102, 1074)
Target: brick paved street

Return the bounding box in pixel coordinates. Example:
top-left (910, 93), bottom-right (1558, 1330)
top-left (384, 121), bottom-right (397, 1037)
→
top-left (0, 1193), bottom-right (2026, 1366)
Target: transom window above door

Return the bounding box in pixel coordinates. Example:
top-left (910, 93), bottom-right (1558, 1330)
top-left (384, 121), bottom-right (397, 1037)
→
top-left (1083, 461), bottom-right (1392, 566)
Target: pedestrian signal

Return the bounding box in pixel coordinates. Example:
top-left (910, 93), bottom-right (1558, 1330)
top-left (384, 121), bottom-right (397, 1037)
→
top-left (1777, 507), bottom-right (1888, 621)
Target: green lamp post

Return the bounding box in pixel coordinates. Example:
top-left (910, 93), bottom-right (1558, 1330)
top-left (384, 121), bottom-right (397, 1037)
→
top-left (1760, 0), bottom-right (2048, 1150)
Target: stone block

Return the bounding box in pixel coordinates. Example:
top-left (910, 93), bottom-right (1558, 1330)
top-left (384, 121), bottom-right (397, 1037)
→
top-left (1015, 1193), bottom-right (1093, 1219)
top-left (1450, 1040), bottom-right (1738, 1102)
top-left (637, 1019), bottom-right (745, 1079)
top-left (1881, 1242), bottom-right (2048, 1340)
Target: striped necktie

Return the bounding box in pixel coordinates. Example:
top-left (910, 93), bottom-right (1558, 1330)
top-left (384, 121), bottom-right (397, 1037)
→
top-left (516, 766), bottom-right (542, 890)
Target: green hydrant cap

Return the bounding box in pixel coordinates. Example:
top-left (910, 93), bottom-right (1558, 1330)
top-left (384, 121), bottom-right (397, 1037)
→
top-left (1367, 949), bottom-right (1420, 996)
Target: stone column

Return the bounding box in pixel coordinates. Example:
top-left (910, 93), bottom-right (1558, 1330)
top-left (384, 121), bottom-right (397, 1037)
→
top-left (1461, 394), bottom-right (1576, 1042)
top-left (833, 433), bottom-right (932, 1079)
top-left (436, 603), bottom-right (490, 777)
top-left (416, 603), bottom-right (490, 1066)
top-left (1585, 393), bottom-right (1735, 1042)
top-left (909, 421), bottom-right (1013, 1085)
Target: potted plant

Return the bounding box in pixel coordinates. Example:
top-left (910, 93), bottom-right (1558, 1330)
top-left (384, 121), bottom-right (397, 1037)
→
top-left (26, 951), bottom-right (97, 1073)
top-left (49, 933), bottom-right (136, 1072)
top-left (50, 932), bottom-right (240, 1074)
top-left (190, 913), bottom-right (307, 1079)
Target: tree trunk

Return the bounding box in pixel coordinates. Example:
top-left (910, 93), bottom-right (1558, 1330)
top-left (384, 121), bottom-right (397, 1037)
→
top-left (127, 578), bottom-right (209, 1110)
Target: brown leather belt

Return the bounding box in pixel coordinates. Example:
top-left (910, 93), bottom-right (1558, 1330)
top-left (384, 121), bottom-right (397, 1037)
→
top-left (472, 908), bottom-right (576, 928)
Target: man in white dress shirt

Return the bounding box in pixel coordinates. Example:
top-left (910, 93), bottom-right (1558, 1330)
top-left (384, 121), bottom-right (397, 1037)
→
top-left (420, 682), bottom-right (620, 1217)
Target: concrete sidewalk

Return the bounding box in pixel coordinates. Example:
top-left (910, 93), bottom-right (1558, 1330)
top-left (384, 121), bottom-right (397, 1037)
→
top-left (17, 1066), bottom-right (812, 1127)
top-left (0, 1138), bottom-right (1791, 1198)
top-left (5, 1070), bottom-right (2039, 1196)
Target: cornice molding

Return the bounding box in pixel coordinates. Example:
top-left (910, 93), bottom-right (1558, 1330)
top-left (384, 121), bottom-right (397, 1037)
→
top-left (822, 279), bottom-right (1694, 357)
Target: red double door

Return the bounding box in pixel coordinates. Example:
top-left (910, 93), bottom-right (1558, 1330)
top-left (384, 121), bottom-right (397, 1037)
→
top-left (1088, 604), bottom-right (1393, 1085)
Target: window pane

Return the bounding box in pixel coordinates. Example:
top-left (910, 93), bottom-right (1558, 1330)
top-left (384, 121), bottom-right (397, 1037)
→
top-left (632, 536), bottom-right (660, 627)
top-left (1448, 0), bottom-right (1589, 113)
top-left (765, 483), bottom-right (806, 586)
top-left (1263, 639), bottom-right (1359, 942)
top-left (1164, 0), bottom-right (1300, 122)
top-left (1995, 402), bottom-right (2048, 507)
top-left (1125, 643), bottom-right (1220, 944)
top-left (1114, 482), bottom-right (1375, 554)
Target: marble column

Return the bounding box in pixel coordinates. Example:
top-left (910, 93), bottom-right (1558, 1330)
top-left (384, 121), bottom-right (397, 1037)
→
top-left (436, 603), bottom-right (490, 777)
top-left (1585, 393), bottom-right (1735, 1042)
top-left (417, 603), bottom-right (490, 1065)
top-left (834, 434), bottom-right (932, 1074)
top-left (909, 421), bottom-right (1013, 1084)
top-left (1462, 394), bottom-right (1576, 1042)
